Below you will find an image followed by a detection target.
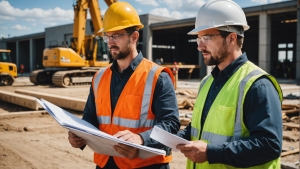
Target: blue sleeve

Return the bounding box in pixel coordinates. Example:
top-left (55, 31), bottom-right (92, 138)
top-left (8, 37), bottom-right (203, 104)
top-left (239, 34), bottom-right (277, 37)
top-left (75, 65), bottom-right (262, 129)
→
top-left (207, 76), bottom-right (282, 167)
top-left (177, 122), bottom-right (192, 141)
top-left (138, 71), bottom-right (181, 154)
top-left (82, 84), bottom-right (99, 128)
top-left (80, 84), bottom-right (99, 150)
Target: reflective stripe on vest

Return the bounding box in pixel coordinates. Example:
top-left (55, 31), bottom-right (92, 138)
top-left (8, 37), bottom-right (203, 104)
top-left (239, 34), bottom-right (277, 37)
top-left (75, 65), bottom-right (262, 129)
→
top-left (191, 127), bottom-right (199, 138)
top-left (197, 75), bottom-right (211, 98)
top-left (93, 65), bottom-right (160, 128)
top-left (192, 75), bottom-right (211, 139)
top-left (193, 70), bottom-right (263, 142)
top-left (97, 116), bottom-right (111, 124)
top-left (93, 66), bottom-right (110, 122)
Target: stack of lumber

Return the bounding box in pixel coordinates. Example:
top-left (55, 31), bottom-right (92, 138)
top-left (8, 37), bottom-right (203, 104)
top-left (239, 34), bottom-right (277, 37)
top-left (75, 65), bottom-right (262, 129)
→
top-left (177, 90), bottom-right (197, 111)
top-left (281, 104), bottom-right (299, 158)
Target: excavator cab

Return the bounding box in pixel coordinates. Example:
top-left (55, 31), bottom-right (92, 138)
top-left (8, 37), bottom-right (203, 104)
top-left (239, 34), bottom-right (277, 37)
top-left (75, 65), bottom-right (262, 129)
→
top-left (0, 49), bottom-right (17, 86)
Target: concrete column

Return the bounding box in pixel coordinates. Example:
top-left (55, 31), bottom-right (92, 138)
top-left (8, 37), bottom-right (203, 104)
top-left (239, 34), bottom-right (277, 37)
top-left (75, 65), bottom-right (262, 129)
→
top-left (142, 15), bottom-right (153, 61)
top-left (296, 5), bottom-right (300, 85)
top-left (142, 27), bottom-right (152, 61)
top-left (16, 41), bottom-right (19, 69)
top-left (258, 12), bottom-right (271, 73)
top-left (198, 51), bottom-right (207, 77)
top-left (29, 39), bottom-right (33, 72)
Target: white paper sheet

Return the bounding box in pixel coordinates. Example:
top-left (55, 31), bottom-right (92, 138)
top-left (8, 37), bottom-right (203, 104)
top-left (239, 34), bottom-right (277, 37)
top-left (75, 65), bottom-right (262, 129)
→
top-left (150, 126), bottom-right (191, 152)
top-left (35, 98), bottom-right (166, 159)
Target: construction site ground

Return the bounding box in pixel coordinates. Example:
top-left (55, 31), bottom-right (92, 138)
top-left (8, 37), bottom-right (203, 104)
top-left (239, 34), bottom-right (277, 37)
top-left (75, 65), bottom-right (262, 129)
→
top-left (0, 77), bottom-right (299, 169)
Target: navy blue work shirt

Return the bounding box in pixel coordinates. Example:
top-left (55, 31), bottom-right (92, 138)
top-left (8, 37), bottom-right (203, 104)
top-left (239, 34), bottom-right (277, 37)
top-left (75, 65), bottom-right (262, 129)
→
top-left (177, 53), bottom-right (282, 168)
top-left (82, 51), bottom-right (180, 153)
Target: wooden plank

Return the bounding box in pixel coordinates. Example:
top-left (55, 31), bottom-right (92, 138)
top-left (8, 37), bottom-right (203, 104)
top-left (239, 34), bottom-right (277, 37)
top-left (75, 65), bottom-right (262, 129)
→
top-left (282, 104), bottom-right (299, 110)
top-left (283, 123), bottom-right (299, 129)
top-left (0, 90), bottom-right (42, 110)
top-left (281, 148), bottom-right (299, 157)
top-left (282, 109), bottom-right (300, 114)
top-left (15, 89), bottom-right (86, 112)
top-left (0, 110), bottom-right (48, 117)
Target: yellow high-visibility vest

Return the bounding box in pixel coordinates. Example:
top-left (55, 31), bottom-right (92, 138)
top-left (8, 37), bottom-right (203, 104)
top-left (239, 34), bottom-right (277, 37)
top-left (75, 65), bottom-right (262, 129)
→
top-left (187, 61), bottom-right (282, 169)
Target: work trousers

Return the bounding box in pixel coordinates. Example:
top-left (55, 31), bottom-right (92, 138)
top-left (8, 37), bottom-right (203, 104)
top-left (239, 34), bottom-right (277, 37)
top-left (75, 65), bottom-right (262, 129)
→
top-left (96, 156), bottom-right (170, 169)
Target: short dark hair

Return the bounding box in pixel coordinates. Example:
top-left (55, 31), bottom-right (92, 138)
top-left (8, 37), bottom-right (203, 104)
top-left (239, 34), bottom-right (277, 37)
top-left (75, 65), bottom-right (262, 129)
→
top-left (218, 26), bottom-right (244, 48)
top-left (124, 26), bottom-right (139, 48)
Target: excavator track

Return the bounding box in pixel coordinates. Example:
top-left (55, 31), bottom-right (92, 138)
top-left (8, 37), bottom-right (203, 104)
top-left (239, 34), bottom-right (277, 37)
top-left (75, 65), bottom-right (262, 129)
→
top-left (29, 69), bottom-right (57, 85)
top-left (52, 69), bottom-right (99, 87)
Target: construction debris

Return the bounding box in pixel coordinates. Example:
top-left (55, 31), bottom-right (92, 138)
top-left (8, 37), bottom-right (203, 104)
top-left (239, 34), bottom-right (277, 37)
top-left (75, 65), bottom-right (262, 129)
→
top-left (281, 148), bottom-right (299, 157)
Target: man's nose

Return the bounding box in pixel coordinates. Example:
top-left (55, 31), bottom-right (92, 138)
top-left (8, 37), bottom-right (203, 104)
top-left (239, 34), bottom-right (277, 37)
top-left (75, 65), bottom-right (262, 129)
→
top-left (197, 41), bottom-right (205, 51)
top-left (107, 37), bottom-right (115, 46)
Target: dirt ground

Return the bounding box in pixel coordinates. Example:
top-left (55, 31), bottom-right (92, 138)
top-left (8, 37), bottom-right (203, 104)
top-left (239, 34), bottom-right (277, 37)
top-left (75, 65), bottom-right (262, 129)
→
top-left (0, 77), bottom-right (299, 168)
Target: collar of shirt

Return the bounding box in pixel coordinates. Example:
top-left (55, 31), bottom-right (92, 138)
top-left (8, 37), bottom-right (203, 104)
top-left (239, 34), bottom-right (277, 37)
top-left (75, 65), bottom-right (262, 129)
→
top-left (211, 52), bottom-right (249, 80)
top-left (110, 51), bottom-right (144, 75)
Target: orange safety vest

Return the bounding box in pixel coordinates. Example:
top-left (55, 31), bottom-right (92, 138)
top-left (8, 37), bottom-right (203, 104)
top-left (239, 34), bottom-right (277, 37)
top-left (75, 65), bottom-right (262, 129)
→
top-left (92, 58), bottom-right (174, 169)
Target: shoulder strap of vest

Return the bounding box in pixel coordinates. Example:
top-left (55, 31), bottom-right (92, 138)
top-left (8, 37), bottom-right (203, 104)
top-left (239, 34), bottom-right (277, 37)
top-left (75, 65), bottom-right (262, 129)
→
top-left (197, 75), bottom-right (212, 97)
top-left (92, 66), bottom-right (110, 100)
top-left (233, 69), bottom-right (264, 138)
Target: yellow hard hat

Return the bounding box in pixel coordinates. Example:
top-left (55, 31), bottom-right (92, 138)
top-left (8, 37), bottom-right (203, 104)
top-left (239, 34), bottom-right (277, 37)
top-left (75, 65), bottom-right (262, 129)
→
top-left (98, 2), bottom-right (144, 33)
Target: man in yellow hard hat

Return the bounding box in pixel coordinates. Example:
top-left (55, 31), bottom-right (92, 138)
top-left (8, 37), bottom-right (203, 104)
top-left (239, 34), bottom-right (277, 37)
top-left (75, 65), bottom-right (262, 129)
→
top-left (176, 0), bottom-right (282, 169)
top-left (68, 2), bottom-right (180, 169)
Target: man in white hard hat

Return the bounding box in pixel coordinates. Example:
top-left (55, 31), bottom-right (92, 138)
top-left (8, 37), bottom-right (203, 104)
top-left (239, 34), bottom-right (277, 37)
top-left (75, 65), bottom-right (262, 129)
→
top-left (176, 0), bottom-right (283, 168)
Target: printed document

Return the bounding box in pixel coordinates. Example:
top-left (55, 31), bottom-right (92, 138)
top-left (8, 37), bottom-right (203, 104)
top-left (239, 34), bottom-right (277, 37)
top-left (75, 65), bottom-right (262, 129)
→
top-left (150, 126), bottom-right (191, 152)
top-left (35, 98), bottom-right (166, 159)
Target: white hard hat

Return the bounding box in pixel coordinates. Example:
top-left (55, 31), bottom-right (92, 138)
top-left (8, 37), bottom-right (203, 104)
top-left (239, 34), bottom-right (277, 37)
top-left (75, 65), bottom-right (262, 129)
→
top-left (188, 0), bottom-right (250, 37)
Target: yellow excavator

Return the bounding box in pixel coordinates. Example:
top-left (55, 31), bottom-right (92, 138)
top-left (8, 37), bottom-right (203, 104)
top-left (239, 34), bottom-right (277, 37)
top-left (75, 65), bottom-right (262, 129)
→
top-left (30, 0), bottom-right (117, 87)
top-left (0, 49), bottom-right (17, 86)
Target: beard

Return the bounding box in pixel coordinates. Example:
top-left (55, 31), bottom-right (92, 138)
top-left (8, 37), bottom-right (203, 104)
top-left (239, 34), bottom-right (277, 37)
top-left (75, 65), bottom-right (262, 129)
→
top-left (202, 39), bottom-right (230, 66)
top-left (110, 40), bottom-right (132, 60)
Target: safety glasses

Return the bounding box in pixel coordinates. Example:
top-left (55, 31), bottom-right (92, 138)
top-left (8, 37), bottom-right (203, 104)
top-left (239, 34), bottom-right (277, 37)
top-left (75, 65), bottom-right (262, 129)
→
top-left (197, 34), bottom-right (222, 45)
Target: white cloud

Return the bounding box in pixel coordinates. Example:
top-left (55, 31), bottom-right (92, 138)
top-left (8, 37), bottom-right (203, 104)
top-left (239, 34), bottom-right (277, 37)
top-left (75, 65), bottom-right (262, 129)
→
top-left (0, 15), bottom-right (16, 20)
top-left (42, 22), bottom-right (57, 26)
top-left (11, 24), bottom-right (31, 30)
top-left (159, 0), bottom-right (205, 12)
top-left (0, 34), bottom-right (7, 38)
top-left (0, 26), bottom-right (7, 29)
top-left (32, 23), bottom-right (36, 26)
top-left (150, 8), bottom-right (183, 19)
top-left (0, 1), bottom-right (73, 22)
top-left (251, 0), bottom-right (268, 4)
top-left (23, 18), bottom-right (36, 22)
top-left (150, 8), bottom-right (171, 18)
top-left (135, 0), bottom-right (159, 6)
top-left (170, 11), bottom-right (183, 19)
top-left (137, 9), bottom-right (142, 13)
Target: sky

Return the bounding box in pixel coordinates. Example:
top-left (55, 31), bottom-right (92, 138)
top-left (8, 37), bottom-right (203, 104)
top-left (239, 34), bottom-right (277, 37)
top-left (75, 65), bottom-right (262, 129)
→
top-left (0, 0), bottom-right (293, 39)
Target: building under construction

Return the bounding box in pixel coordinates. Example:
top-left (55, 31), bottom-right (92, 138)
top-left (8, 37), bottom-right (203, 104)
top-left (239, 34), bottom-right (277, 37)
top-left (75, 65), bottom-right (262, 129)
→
top-left (0, 0), bottom-right (299, 83)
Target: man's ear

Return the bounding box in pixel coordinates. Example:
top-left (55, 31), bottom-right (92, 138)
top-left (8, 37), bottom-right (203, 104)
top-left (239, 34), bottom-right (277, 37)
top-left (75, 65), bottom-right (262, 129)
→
top-left (228, 32), bottom-right (237, 44)
top-left (131, 31), bottom-right (139, 44)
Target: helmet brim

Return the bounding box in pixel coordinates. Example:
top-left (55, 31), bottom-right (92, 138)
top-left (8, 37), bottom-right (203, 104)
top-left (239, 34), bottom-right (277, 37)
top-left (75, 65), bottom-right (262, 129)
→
top-left (98, 24), bottom-right (144, 33)
top-left (188, 24), bottom-right (250, 35)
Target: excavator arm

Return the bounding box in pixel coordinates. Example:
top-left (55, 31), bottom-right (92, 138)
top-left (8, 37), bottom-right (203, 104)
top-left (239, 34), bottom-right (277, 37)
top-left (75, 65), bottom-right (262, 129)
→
top-left (71, 0), bottom-right (117, 55)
